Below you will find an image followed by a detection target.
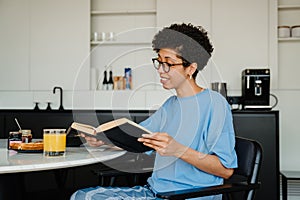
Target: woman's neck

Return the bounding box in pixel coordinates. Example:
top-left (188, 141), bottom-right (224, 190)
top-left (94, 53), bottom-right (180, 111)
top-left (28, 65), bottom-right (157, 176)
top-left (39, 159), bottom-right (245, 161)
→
top-left (176, 81), bottom-right (204, 98)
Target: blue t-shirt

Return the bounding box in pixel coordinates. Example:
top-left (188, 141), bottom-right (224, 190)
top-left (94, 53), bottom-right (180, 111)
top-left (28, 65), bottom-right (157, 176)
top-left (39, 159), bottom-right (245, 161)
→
top-left (140, 89), bottom-right (237, 194)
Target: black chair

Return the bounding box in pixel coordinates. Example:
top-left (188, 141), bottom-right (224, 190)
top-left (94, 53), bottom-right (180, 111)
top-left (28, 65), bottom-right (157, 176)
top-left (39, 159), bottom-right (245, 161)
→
top-left (93, 152), bottom-right (154, 186)
top-left (156, 136), bottom-right (263, 200)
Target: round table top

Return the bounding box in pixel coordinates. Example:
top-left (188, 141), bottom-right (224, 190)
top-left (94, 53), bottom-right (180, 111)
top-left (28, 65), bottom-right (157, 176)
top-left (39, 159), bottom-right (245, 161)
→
top-left (0, 139), bottom-right (126, 174)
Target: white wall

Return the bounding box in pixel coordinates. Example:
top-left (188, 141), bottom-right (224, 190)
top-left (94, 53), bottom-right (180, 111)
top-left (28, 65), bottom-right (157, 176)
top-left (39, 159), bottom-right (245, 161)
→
top-left (0, 0), bottom-right (30, 90)
top-left (0, 0), bottom-right (90, 91)
top-left (276, 90), bottom-right (300, 170)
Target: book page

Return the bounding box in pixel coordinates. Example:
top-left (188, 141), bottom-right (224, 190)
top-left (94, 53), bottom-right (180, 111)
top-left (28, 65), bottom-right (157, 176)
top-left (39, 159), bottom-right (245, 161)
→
top-left (97, 118), bottom-right (152, 134)
top-left (72, 122), bottom-right (97, 135)
top-left (96, 118), bottom-right (129, 132)
top-left (74, 122), bottom-right (96, 130)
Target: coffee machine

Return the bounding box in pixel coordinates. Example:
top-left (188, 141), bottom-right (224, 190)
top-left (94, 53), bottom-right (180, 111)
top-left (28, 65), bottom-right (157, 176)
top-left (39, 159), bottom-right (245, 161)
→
top-left (241, 69), bottom-right (271, 109)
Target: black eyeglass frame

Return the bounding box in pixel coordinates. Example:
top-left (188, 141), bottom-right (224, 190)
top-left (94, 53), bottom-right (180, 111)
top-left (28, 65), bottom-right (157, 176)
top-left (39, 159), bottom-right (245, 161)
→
top-left (152, 58), bottom-right (190, 73)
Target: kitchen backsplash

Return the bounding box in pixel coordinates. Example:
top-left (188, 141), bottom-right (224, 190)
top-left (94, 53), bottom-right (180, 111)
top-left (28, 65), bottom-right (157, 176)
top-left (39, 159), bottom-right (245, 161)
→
top-left (0, 90), bottom-right (173, 110)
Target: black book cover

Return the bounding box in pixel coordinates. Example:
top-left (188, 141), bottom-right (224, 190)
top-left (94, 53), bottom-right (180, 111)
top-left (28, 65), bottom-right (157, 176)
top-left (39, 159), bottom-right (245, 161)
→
top-left (82, 122), bottom-right (152, 153)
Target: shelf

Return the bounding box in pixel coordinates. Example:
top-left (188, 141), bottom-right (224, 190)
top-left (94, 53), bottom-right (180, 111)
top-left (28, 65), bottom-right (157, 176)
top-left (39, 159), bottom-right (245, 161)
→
top-left (91, 10), bottom-right (156, 15)
top-left (90, 41), bottom-right (151, 45)
top-left (278, 37), bottom-right (300, 41)
top-left (278, 5), bottom-right (300, 10)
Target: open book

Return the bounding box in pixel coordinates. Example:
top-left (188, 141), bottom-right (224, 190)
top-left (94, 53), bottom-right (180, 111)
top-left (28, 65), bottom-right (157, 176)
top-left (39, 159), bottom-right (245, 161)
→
top-left (69, 118), bottom-right (153, 153)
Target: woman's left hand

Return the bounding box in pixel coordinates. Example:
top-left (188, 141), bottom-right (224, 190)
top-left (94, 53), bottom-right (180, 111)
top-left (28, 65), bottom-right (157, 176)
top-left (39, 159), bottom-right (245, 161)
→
top-left (138, 132), bottom-right (186, 157)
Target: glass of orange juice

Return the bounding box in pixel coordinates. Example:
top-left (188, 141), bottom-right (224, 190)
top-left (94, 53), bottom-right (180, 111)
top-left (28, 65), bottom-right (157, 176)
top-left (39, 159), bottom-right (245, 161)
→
top-left (43, 129), bottom-right (66, 157)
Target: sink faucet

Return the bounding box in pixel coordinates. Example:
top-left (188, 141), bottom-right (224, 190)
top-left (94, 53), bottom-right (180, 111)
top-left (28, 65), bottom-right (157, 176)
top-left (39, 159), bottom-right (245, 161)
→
top-left (53, 86), bottom-right (64, 110)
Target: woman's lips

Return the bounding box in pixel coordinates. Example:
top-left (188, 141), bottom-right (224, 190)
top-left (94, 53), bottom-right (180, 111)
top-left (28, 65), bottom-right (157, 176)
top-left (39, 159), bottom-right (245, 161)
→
top-left (160, 77), bottom-right (169, 84)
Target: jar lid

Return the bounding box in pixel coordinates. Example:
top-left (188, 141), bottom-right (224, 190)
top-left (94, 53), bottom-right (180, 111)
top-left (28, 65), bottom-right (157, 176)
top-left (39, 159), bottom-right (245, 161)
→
top-left (9, 131), bottom-right (21, 134)
top-left (278, 25), bottom-right (290, 29)
top-left (43, 129), bottom-right (66, 133)
top-left (21, 130), bottom-right (31, 135)
top-left (291, 25), bottom-right (300, 29)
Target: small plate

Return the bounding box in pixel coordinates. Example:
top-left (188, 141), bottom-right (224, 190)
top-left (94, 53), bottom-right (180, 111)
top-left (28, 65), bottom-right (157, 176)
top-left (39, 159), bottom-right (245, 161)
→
top-left (13, 149), bottom-right (43, 153)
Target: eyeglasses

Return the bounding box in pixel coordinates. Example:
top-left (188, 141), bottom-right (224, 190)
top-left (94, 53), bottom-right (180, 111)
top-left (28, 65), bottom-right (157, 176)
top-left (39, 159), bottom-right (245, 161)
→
top-left (152, 58), bottom-right (184, 73)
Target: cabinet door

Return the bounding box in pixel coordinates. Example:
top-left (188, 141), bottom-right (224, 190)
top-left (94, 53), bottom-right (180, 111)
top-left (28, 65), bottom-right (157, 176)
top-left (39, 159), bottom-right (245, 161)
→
top-left (4, 112), bottom-right (74, 138)
top-left (29, 0), bottom-right (90, 90)
top-left (0, 0), bottom-right (30, 90)
top-left (233, 111), bottom-right (279, 200)
top-left (211, 0), bottom-right (270, 90)
top-left (0, 114), bottom-right (4, 138)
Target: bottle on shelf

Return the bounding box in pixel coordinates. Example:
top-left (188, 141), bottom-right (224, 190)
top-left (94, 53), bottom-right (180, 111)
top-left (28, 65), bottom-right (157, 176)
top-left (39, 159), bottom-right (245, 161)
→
top-left (124, 68), bottom-right (132, 90)
top-left (102, 70), bottom-right (108, 90)
top-left (107, 70), bottom-right (114, 90)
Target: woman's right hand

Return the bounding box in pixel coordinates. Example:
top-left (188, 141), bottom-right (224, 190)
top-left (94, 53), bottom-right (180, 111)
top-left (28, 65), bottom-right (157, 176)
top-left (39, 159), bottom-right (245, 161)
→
top-left (80, 133), bottom-right (105, 147)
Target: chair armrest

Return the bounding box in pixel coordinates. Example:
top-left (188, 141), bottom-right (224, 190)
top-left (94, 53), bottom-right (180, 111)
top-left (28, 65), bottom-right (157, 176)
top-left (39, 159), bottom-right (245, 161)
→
top-left (156, 182), bottom-right (260, 200)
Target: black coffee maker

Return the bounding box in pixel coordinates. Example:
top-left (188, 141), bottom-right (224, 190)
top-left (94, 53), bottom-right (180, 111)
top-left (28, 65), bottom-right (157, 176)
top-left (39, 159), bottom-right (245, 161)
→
top-left (241, 69), bottom-right (270, 109)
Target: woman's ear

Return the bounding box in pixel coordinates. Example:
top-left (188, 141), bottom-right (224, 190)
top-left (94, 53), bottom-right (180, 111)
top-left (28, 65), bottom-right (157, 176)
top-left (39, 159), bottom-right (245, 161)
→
top-left (188, 63), bottom-right (197, 77)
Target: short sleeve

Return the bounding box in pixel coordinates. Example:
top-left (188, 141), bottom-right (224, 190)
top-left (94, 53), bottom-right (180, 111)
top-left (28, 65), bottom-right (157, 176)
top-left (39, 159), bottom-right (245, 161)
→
top-left (203, 93), bottom-right (237, 168)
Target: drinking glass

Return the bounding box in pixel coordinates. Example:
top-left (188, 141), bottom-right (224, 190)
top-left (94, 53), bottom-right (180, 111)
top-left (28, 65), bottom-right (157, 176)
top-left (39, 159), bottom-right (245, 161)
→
top-left (43, 129), bottom-right (66, 157)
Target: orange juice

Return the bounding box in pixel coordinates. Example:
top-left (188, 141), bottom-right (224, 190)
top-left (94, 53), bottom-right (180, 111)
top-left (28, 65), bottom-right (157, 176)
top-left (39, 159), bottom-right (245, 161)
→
top-left (43, 129), bottom-right (66, 157)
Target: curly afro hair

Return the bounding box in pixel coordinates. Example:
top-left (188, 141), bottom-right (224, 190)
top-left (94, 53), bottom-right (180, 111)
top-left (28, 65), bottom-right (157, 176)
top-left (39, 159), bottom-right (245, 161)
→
top-left (152, 23), bottom-right (214, 78)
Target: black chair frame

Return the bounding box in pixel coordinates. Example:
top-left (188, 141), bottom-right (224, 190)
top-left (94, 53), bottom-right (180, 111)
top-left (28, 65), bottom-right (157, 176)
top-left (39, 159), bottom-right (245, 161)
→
top-left (156, 136), bottom-right (263, 200)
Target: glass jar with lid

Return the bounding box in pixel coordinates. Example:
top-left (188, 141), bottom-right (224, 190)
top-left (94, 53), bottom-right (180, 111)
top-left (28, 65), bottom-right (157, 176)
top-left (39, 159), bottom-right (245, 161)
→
top-left (291, 25), bottom-right (300, 38)
top-left (278, 26), bottom-right (290, 38)
top-left (21, 130), bottom-right (32, 143)
top-left (8, 131), bottom-right (22, 149)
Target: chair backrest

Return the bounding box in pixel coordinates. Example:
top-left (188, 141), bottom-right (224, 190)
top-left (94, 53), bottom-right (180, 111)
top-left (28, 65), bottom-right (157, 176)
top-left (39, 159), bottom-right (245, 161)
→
top-left (234, 137), bottom-right (262, 183)
top-left (225, 136), bottom-right (263, 200)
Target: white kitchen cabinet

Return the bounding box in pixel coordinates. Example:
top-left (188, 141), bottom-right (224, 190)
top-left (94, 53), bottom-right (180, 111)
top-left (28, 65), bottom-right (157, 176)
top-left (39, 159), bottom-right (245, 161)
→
top-left (277, 0), bottom-right (300, 89)
top-left (0, 0), bottom-right (30, 90)
top-left (211, 0), bottom-right (275, 91)
top-left (30, 0), bottom-right (90, 90)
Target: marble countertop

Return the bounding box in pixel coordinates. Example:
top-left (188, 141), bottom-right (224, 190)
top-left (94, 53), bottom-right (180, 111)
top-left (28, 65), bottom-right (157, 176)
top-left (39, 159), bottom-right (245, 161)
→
top-left (0, 139), bottom-right (126, 174)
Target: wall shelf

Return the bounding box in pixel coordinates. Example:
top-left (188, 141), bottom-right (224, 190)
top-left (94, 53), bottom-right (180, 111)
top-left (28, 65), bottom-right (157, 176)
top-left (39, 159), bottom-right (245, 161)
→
top-left (90, 41), bottom-right (151, 45)
top-left (90, 0), bottom-right (157, 92)
top-left (278, 37), bottom-right (300, 41)
top-left (278, 5), bottom-right (300, 9)
top-left (91, 10), bottom-right (156, 15)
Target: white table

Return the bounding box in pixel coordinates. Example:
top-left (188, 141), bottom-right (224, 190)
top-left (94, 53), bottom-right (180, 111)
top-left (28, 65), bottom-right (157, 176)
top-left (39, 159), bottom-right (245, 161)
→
top-left (0, 139), bottom-right (126, 200)
top-left (0, 139), bottom-right (126, 174)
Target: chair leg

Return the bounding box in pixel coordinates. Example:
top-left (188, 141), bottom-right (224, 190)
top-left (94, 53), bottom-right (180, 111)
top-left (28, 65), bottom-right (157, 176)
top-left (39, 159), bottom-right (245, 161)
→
top-left (223, 193), bottom-right (230, 200)
top-left (109, 177), bottom-right (116, 186)
top-left (99, 175), bottom-right (112, 186)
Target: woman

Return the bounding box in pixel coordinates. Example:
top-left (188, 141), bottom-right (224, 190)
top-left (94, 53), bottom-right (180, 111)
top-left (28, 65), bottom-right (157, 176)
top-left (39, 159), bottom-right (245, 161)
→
top-left (71, 23), bottom-right (237, 200)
